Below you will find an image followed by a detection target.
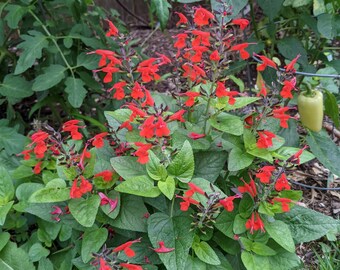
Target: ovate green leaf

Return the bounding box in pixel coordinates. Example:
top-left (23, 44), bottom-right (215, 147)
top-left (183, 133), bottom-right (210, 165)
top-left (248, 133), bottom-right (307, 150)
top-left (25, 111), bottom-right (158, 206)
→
top-left (32, 65), bottom-right (66, 91)
top-left (68, 195), bottom-right (101, 227)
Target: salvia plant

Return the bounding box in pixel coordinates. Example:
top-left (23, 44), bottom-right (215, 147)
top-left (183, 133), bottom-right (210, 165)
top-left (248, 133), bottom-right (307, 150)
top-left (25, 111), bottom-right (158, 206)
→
top-left (0, 3), bottom-right (339, 270)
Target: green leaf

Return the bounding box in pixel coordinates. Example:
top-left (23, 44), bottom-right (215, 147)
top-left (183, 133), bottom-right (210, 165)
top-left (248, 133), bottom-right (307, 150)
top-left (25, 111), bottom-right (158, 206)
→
top-left (148, 212), bottom-right (194, 270)
top-left (233, 214), bottom-right (247, 234)
top-left (68, 195), bottom-right (101, 227)
top-left (283, 0), bottom-right (312, 7)
top-left (251, 242), bottom-right (276, 256)
top-left (215, 209), bottom-right (238, 239)
top-left (194, 151), bottom-right (228, 183)
top-left (193, 241), bottom-right (221, 266)
top-left (81, 228), bottom-right (108, 263)
top-left (221, 97), bottom-right (260, 111)
top-left (0, 242), bottom-right (35, 270)
top-left (213, 231), bottom-right (240, 255)
top-left (38, 257), bottom-right (54, 270)
top-left (110, 156), bottom-right (147, 180)
top-left (211, 0), bottom-right (247, 22)
top-left (257, 0), bottom-right (284, 20)
top-left (0, 127), bottom-right (28, 156)
top-left (32, 65), bottom-right (66, 91)
top-left (4, 4), bottom-right (27, 29)
top-left (209, 113), bottom-right (244, 136)
top-left (168, 140), bottom-right (194, 183)
top-left (158, 176), bottom-right (175, 200)
top-left (0, 201), bottom-right (14, 226)
top-left (0, 74), bottom-right (33, 99)
top-left (100, 190), bottom-right (120, 220)
top-left (147, 151), bottom-right (168, 181)
top-left (264, 220), bottom-right (295, 253)
top-left (0, 232), bottom-right (10, 253)
top-left (239, 193), bottom-right (254, 219)
top-left (185, 257), bottom-right (207, 270)
top-left (28, 243), bottom-right (50, 262)
top-left (306, 130), bottom-right (340, 176)
top-left (313, 0), bottom-right (326, 16)
top-left (276, 205), bottom-right (340, 243)
top-left (277, 37), bottom-right (308, 66)
top-left (274, 146), bottom-right (315, 164)
top-left (228, 147), bottom-right (254, 171)
top-left (241, 251), bottom-right (270, 270)
top-left (317, 13), bottom-right (338, 39)
top-left (115, 175), bottom-right (161, 198)
top-left (267, 247), bottom-right (301, 270)
top-left (29, 179), bottom-right (70, 203)
top-left (324, 89), bottom-right (339, 128)
top-left (108, 194), bottom-right (148, 232)
top-left (77, 52), bottom-right (100, 70)
top-left (14, 30), bottom-right (49, 74)
top-left (0, 166), bottom-right (14, 205)
top-left (64, 77), bottom-right (87, 108)
top-left (151, 0), bottom-right (171, 30)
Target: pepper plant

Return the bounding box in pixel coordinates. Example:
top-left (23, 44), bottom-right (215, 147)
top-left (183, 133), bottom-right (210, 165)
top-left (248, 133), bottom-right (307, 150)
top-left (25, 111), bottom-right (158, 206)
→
top-left (1, 4), bottom-right (339, 270)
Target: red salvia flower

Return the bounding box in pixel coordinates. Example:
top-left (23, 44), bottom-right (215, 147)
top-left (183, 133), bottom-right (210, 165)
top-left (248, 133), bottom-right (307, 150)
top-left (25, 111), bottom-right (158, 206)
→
top-left (287, 145), bottom-right (308, 165)
top-left (177, 195), bottom-right (200, 211)
top-left (98, 192), bottom-right (118, 213)
top-left (232, 18), bottom-right (249, 30)
top-left (219, 196), bottom-right (237, 212)
top-left (272, 197), bottom-right (292, 212)
top-left (191, 30), bottom-right (210, 46)
top-left (209, 50), bottom-right (220, 61)
top-left (245, 212), bottom-right (265, 234)
top-left (184, 91), bottom-right (200, 107)
top-left (193, 7), bottom-right (214, 26)
top-left (230, 43), bottom-right (250, 60)
top-left (155, 116), bottom-right (170, 137)
top-left (188, 132), bottom-right (206, 140)
top-left (156, 53), bottom-right (171, 65)
top-left (70, 176), bottom-right (92, 199)
top-left (169, 109), bottom-right (186, 122)
top-left (105, 19), bottom-right (119, 37)
top-left (238, 177), bottom-right (257, 197)
top-left (257, 81), bottom-right (267, 97)
top-left (182, 64), bottom-right (206, 82)
top-left (141, 90), bottom-right (155, 107)
top-left (94, 170), bottom-right (113, 182)
top-left (94, 65), bottom-right (120, 84)
top-left (185, 182), bottom-right (205, 197)
top-left (152, 241), bottom-right (175, 253)
top-left (120, 120), bottom-right (133, 131)
top-left (256, 130), bottom-right (276, 148)
top-left (173, 33), bottom-right (188, 56)
top-left (87, 49), bottom-right (121, 67)
top-left (285, 54), bottom-right (300, 72)
top-left (254, 54), bottom-right (277, 71)
top-left (33, 161), bottom-right (42, 174)
top-left (62, 120), bottom-right (83, 140)
top-left (113, 238), bottom-right (141, 258)
top-left (30, 131), bottom-right (49, 158)
top-left (139, 116), bottom-right (155, 139)
top-left (99, 257), bottom-right (112, 270)
top-left (91, 132), bottom-right (108, 148)
top-left (128, 104), bottom-right (147, 120)
top-left (256, 165), bottom-right (275, 184)
top-left (131, 81), bottom-right (145, 100)
top-left (137, 58), bottom-right (160, 83)
top-left (134, 142), bottom-right (153, 164)
top-left (119, 263), bottom-right (143, 270)
top-left (275, 173), bottom-right (291, 191)
top-left (272, 107), bottom-right (292, 128)
top-left (20, 149), bottom-right (32, 160)
top-left (175, 12), bottom-right (188, 26)
top-left (109, 81), bottom-right (126, 100)
top-left (280, 79), bottom-right (296, 99)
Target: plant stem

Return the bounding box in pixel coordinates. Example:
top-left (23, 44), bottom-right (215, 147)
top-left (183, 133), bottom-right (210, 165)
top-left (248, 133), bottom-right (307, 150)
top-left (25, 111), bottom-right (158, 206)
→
top-left (170, 196), bottom-right (175, 218)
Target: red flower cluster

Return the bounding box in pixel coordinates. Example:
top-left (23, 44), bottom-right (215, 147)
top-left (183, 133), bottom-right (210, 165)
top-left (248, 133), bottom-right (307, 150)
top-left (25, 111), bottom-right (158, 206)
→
top-left (70, 176), bottom-right (92, 199)
top-left (245, 212), bottom-right (265, 234)
top-left (113, 238), bottom-right (141, 257)
top-left (62, 120), bottom-right (83, 140)
top-left (178, 182), bottom-right (205, 211)
top-left (238, 178), bottom-right (257, 197)
top-left (275, 173), bottom-right (291, 191)
top-left (256, 165), bottom-right (275, 184)
top-left (256, 130), bottom-right (276, 149)
top-left (219, 196), bottom-right (237, 212)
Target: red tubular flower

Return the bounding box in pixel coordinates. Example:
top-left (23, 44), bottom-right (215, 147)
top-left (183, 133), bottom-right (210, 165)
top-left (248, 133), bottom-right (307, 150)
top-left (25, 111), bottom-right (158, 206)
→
top-left (119, 263), bottom-right (143, 270)
top-left (30, 131), bottom-right (49, 158)
top-left (128, 104), bottom-right (147, 120)
top-left (99, 257), bottom-right (112, 270)
top-left (109, 81), bottom-right (126, 100)
top-left (193, 7), bottom-right (214, 26)
top-left (215, 81), bottom-right (228, 97)
top-left (175, 12), bottom-right (188, 26)
top-left (272, 197), bottom-right (292, 212)
top-left (256, 165), bottom-right (275, 184)
top-left (209, 50), bottom-right (220, 61)
top-left (62, 120), bottom-right (83, 140)
top-left (169, 109), bottom-right (186, 122)
top-left (70, 176), bottom-right (92, 199)
top-left (285, 54), bottom-right (300, 72)
top-left (177, 195), bottom-right (200, 211)
top-left (91, 132), bottom-right (108, 148)
top-left (257, 81), bottom-right (267, 97)
top-left (105, 19), bottom-right (119, 37)
top-left (287, 145), bottom-right (308, 165)
top-left (137, 58), bottom-right (160, 83)
top-left (155, 116), bottom-right (170, 137)
top-left (219, 196), bottom-right (236, 212)
top-left (120, 121), bottom-right (133, 131)
top-left (33, 161), bottom-right (42, 174)
top-left (254, 54), bottom-right (277, 71)
top-left (94, 170), bottom-right (113, 182)
top-left (113, 238), bottom-right (141, 258)
top-left (139, 116), bottom-right (155, 139)
top-left (191, 30), bottom-right (210, 46)
top-left (94, 65), bottom-right (120, 84)
top-left (280, 79), bottom-right (296, 99)
top-left (134, 142), bottom-right (153, 164)
top-left (98, 192), bottom-right (118, 213)
top-left (131, 82), bottom-right (145, 100)
top-left (232, 18), bottom-right (249, 30)
top-left (185, 182), bottom-right (205, 197)
top-left (141, 90), bottom-right (155, 107)
top-left (152, 241), bottom-right (175, 253)
top-left (275, 173), bottom-right (291, 191)
top-left (182, 64), bottom-right (206, 82)
top-left (230, 43), bottom-right (250, 60)
top-left (245, 212), bottom-right (265, 234)
top-left (238, 178), bottom-right (257, 197)
top-left (156, 53), bottom-right (171, 65)
top-left (87, 49), bottom-right (120, 67)
top-left (50, 205), bottom-right (63, 216)
top-left (189, 45), bottom-right (209, 62)
top-left (273, 107), bottom-right (292, 128)
top-left (188, 132), bottom-right (206, 140)
top-left (173, 33), bottom-right (188, 56)
top-left (256, 130), bottom-right (276, 149)
top-left (184, 91), bottom-right (200, 107)
top-left (20, 149), bottom-right (32, 160)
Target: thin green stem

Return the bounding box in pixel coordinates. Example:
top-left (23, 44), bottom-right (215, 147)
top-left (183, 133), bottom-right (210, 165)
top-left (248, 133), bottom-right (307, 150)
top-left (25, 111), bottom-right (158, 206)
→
top-left (170, 196), bottom-right (175, 218)
top-left (29, 10), bottom-right (75, 77)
